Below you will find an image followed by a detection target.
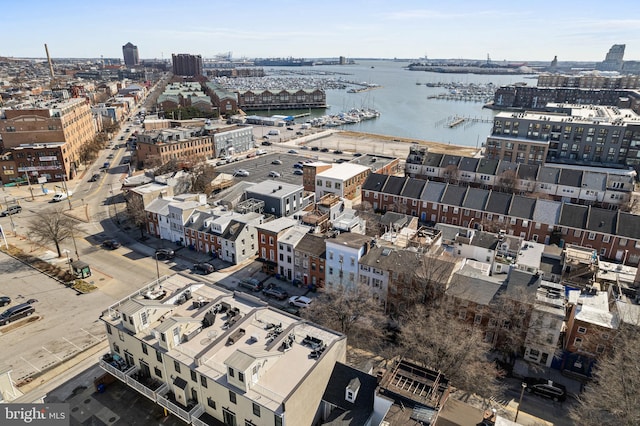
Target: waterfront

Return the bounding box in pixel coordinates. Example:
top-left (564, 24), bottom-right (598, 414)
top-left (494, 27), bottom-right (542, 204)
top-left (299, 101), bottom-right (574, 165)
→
top-left (256, 60), bottom-right (534, 147)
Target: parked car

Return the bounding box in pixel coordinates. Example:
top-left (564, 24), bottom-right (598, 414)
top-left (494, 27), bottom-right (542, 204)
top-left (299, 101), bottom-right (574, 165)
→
top-left (293, 169), bottom-right (303, 176)
top-left (119, 136), bottom-right (125, 141)
top-left (271, 159), bottom-right (283, 165)
top-left (268, 171), bottom-right (281, 178)
top-left (353, 152), bottom-right (363, 157)
top-left (256, 149), bottom-right (267, 155)
top-left (238, 278), bottom-right (263, 292)
top-left (193, 262), bottom-right (215, 274)
top-left (333, 150), bottom-right (343, 154)
top-left (102, 239), bottom-right (121, 250)
top-left (288, 295), bottom-right (313, 308)
top-left (287, 149), bottom-right (298, 154)
top-left (0, 303), bottom-right (35, 326)
top-left (311, 146), bottom-right (319, 151)
top-left (107, 154), bottom-right (114, 159)
top-left (261, 141), bottom-right (272, 146)
top-left (293, 163), bottom-right (304, 169)
top-left (523, 377), bottom-right (567, 402)
top-left (0, 296), bottom-right (11, 307)
top-left (286, 127), bottom-right (294, 131)
top-left (320, 148), bottom-right (329, 152)
top-left (281, 305), bottom-right (300, 316)
top-left (216, 160), bottom-right (226, 166)
top-left (155, 248), bottom-right (175, 260)
top-left (295, 131), bottom-right (304, 136)
top-left (0, 205), bottom-right (22, 217)
top-left (88, 173), bottom-right (101, 182)
top-left (262, 285), bottom-right (289, 300)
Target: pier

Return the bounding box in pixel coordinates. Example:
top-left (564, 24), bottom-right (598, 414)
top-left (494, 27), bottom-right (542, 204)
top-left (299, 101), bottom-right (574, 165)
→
top-left (437, 115), bottom-right (494, 129)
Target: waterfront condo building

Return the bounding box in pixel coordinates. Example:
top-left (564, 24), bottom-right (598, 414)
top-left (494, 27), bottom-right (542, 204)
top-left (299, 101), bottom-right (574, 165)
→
top-left (0, 98), bottom-right (96, 183)
top-left (486, 104), bottom-right (640, 170)
top-left (99, 274), bottom-right (346, 426)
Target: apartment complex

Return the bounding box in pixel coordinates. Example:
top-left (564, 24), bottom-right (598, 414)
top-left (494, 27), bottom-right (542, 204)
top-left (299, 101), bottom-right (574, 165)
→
top-left (172, 54), bottom-right (203, 77)
top-left (237, 89), bottom-right (326, 110)
top-left (0, 98), bottom-right (96, 182)
top-left (537, 72), bottom-right (640, 89)
top-left (485, 105), bottom-right (640, 169)
top-left (100, 274), bottom-right (346, 426)
top-left (314, 163), bottom-right (371, 201)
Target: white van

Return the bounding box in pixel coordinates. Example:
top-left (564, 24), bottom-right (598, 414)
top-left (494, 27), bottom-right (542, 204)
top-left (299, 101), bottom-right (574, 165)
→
top-left (268, 129), bottom-right (280, 136)
top-left (51, 191), bottom-right (72, 202)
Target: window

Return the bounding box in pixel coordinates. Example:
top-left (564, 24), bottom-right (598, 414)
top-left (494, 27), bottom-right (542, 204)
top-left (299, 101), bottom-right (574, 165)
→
top-left (474, 314), bottom-right (482, 325)
top-left (190, 370), bottom-right (197, 382)
top-left (238, 372), bottom-right (244, 382)
top-left (140, 311), bottom-right (148, 325)
top-left (577, 326), bottom-right (587, 334)
top-left (106, 324), bottom-right (112, 335)
top-left (154, 366), bottom-right (162, 378)
top-left (229, 390), bottom-right (237, 404)
top-left (113, 343), bottom-right (120, 354)
top-left (174, 360), bottom-right (181, 373)
top-left (229, 367), bottom-right (235, 378)
top-left (201, 375), bottom-right (208, 388)
top-left (141, 342), bottom-right (148, 355)
top-left (574, 337), bottom-right (583, 347)
top-left (207, 397), bottom-right (216, 409)
top-left (253, 402), bottom-right (261, 417)
top-left (603, 235), bottom-right (610, 243)
top-left (588, 232), bottom-right (596, 240)
top-left (275, 415), bottom-right (283, 426)
top-left (156, 350), bottom-right (162, 362)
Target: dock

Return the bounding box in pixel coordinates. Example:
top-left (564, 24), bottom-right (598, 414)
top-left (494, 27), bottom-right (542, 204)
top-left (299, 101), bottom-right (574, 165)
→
top-left (448, 117), bottom-right (465, 128)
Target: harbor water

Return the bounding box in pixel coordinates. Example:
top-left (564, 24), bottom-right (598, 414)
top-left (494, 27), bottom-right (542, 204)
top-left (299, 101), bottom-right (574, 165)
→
top-left (261, 60), bottom-right (533, 147)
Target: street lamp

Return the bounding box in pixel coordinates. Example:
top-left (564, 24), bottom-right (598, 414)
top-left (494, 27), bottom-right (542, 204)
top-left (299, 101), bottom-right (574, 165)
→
top-left (515, 381), bottom-right (527, 423)
top-left (62, 249), bottom-right (71, 273)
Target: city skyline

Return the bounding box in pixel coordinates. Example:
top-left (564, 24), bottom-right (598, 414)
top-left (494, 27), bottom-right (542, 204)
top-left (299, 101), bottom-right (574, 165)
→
top-left (3, 0), bottom-right (640, 62)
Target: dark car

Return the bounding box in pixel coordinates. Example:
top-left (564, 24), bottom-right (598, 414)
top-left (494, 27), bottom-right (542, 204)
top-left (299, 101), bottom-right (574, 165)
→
top-left (523, 377), bottom-right (567, 402)
top-left (0, 303), bottom-right (35, 326)
top-left (262, 285), bottom-right (289, 300)
top-left (102, 239), bottom-right (121, 250)
top-left (333, 150), bottom-right (343, 154)
top-left (155, 248), bottom-right (175, 260)
top-left (286, 127), bottom-right (294, 131)
top-left (238, 278), bottom-right (263, 292)
top-left (261, 141), bottom-right (272, 146)
top-left (293, 169), bottom-right (303, 175)
top-left (311, 146), bottom-right (319, 151)
top-left (0, 205), bottom-right (22, 217)
top-left (353, 152), bottom-right (362, 157)
top-left (296, 131), bottom-right (304, 136)
top-left (293, 163), bottom-right (304, 169)
top-left (88, 173), bottom-right (101, 182)
top-left (0, 296), bottom-right (10, 307)
top-left (320, 148), bottom-right (329, 152)
top-left (193, 262), bottom-right (215, 274)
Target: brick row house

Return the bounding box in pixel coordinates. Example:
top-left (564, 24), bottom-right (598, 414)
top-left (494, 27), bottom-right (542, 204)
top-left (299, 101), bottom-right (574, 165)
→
top-left (362, 173), bottom-right (640, 265)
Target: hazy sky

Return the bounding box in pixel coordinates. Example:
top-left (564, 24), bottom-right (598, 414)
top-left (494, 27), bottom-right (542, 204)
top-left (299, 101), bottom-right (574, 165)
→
top-left (4, 0), bottom-right (640, 62)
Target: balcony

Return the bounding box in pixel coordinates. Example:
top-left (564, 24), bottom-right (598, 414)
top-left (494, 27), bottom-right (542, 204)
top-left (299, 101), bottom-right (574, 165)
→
top-left (156, 390), bottom-right (203, 424)
top-left (99, 354), bottom-right (135, 382)
top-left (126, 371), bottom-right (167, 402)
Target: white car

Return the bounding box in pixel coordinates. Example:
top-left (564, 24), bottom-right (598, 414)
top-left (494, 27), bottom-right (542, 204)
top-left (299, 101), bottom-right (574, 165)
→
top-left (268, 171), bottom-right (281, 178)
top-left (233, 169), bottom-right (250, 177)
top-left (288, 296), bottom-right (313, 308)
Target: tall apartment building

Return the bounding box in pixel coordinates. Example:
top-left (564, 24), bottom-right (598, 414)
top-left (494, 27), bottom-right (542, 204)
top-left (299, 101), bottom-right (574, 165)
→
top-left (485, 104), bottom-right (640, 169)
top-left (596, 44), bottom-right (625, 72)
top-left (99, 274), bottom-right (346, 426)
top-left (123, 42), bottom-right (140, 67)
top-left (172, 54), bottom-right (203, 77)
top-left (0, 98), bottom-right (96, 182)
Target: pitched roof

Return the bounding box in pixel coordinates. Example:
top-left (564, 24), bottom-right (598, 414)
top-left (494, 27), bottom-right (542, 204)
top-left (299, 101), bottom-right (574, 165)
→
top-left (449, 265), bottom-right (503, 305)
top-left (458, 157), bottom-right (479, 172)
top-left (322, 362), bottom-right (377, 426)
top-left (400, 178), bottom-right (426, 199)
top-left (517, 164), bottom-right (539, 181)
top-left (617, 211), bottom-right (640, 239)
top-left (509, 195), bottom-right (536, 220)
top-left (476, 158), bottom-right (500, 175)
top-left (558, 203), bottom-right (589, 229)
top-left (462, 187), bottom-right (489, 211)
top-left (585, 207), bottom-right (617, 235)
top-left (485, 191), bottom-right (512, 215)
top-left (536, 166), bottom-right (560, 184)
top-left (423, 152), bottom-right (444, 167)
top-left (381, 176), bottom-right (407, 195)
top-left (362, 173), bottom-right (388, 192)
top-left (296, 234), bottom-right (327, 257)
top-left (496, 160), bottom-right (518, 176)
top-left (440, 184), bottom-right (467, 207)
top-left (420, 181), bottom-right (446, 202)
top-left (558, 168), bottom-right (583, 187)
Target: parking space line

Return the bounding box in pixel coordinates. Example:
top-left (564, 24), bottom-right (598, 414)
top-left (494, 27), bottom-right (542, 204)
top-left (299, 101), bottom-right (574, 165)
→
top-left (63, 337), bottom-right (82, 351)
top-left (81, 327), bottom-right (103, 341)
top-left (20, 356), bottom-right (41, 372)
top-left (42, 346), bottom-right (64, 361)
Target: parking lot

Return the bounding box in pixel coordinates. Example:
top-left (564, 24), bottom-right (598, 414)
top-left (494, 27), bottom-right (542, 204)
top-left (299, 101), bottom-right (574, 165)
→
top-left (214, 152), bottom-right (315, 186)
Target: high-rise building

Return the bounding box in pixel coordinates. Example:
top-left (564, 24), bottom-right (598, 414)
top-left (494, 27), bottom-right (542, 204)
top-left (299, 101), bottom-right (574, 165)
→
top-left (122, 42), bottom-right (140, 67)
top-left (596, 44), bottom-right (625, 72)
top-left (172, 53), bottom-right (203, 76)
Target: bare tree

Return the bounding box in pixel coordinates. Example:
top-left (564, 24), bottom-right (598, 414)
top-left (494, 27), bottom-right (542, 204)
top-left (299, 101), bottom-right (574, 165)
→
top-left (124, 195), bottom-right (148, 239)
top-left (498, 169), bottom-right (518, 193)
top-left (302, 284), bottom-right (390, 354)
top-left (398, 304), bottom-right (502, 399)
top-left (570, 323), bottom-right (640, 426)
top-left (443, 165), bottom-right (459, 184)
top-left (28, 208), bottom-right (79, 257)
top-left (189, 163), bottom-right (217, 194)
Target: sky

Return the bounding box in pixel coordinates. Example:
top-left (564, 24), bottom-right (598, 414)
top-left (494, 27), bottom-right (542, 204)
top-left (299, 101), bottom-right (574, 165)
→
top-left (3, 0), bottom-right (640, 62)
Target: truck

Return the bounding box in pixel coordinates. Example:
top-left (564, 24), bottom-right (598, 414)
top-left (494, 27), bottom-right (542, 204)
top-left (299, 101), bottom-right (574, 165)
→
top-left (268, 129), bottom-right (280, 136)
top-left (300, 123), bottom-right (311, 130)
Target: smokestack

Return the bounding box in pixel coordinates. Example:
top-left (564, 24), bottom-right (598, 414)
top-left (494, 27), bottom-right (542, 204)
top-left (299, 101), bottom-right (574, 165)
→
top-left (44, 43), bottom-right (55, 80)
